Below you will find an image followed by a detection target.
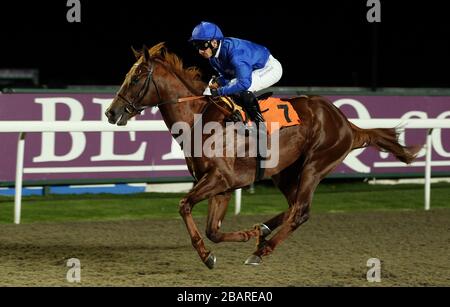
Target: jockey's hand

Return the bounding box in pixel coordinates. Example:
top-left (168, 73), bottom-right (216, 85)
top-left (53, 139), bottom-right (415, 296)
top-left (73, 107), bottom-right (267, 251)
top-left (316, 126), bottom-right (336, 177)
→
top-left (210, 88), bottom-right (220, 98)
top-left (209, 76), bottom-right (220, 89)
top-left (209, 81), bottom-right (220, 89)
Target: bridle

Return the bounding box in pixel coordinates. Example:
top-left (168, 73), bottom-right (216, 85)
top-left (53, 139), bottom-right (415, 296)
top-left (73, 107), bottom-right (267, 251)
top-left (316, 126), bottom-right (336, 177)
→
top-left (116, 62), bottom-right (161, 115)
top-left (116, 60), bottom-right (205, 115)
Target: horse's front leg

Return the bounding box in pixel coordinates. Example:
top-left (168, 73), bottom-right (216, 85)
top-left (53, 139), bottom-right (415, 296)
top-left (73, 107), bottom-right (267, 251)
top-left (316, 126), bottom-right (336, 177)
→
top-left (179, 170), bottom-right (230, 269)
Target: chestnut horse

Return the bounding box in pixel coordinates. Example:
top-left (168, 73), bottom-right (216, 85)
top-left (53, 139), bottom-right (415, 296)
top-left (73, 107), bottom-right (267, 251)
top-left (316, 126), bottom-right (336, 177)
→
top-left (105, 43), bottom-right (419, 269)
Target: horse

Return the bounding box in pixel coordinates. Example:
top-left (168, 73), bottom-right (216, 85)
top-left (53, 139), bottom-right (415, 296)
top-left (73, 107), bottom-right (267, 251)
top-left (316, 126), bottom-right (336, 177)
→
top-left (105, 42), bottom-right (420, 269)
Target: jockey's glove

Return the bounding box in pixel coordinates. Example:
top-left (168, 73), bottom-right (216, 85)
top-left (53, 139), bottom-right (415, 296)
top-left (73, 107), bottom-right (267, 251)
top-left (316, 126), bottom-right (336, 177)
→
top-left (210, 88), bottom-right (220, 98)
top-left (210, 75), bottom-right (219, 84)
top-left (211, 75), bottom-right (223, 87)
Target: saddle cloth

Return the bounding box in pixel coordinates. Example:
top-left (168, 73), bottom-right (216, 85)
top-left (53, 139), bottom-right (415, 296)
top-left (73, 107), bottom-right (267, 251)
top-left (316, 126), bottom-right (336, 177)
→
top-left (215, 96), bottom-right (301, 134)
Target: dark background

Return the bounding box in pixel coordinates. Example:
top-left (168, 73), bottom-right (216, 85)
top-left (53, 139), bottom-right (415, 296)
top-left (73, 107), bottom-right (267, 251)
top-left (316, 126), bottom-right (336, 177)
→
top-left (1, 0), bottom-right (449, 88)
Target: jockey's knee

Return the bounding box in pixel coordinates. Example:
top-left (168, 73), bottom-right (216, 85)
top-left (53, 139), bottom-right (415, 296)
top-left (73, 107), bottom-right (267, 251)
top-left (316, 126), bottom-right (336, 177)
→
top-left (239, 91), bottom-right (256, 104)
top-left (242, 90), bottom-right (255, 98)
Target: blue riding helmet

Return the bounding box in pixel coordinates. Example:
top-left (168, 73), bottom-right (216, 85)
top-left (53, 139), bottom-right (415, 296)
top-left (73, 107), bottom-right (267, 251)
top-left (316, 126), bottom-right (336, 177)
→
top-left (189, 21), bottom-right (224, 41)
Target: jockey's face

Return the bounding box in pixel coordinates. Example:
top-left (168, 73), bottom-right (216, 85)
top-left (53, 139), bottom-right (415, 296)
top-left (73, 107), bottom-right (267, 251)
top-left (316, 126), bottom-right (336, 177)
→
top-left (198, 40), bottom-right (218, 59)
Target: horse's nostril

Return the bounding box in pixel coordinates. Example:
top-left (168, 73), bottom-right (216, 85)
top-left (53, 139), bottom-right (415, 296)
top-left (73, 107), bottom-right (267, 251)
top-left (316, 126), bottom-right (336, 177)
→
top-left (105, 110), bottom-right (114, 118)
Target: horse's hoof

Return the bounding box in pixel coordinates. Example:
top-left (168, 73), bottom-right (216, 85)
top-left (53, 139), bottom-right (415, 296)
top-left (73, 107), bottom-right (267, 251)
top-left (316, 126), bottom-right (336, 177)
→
top-left (244, 255), bottom-right (263, 266)
top-left (204, 252), bottom-right (216, 269)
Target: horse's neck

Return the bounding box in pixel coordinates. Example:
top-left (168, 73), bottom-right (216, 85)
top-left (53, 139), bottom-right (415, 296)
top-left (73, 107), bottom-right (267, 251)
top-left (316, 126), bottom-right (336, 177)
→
top-left (158, 86), bottom-right (208, 130)
top-left (154, 64), bottom-right (214, 130)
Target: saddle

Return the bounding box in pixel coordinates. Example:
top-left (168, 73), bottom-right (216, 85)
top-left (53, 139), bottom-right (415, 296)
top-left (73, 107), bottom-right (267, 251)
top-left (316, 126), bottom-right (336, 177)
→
top-left (209, 92), bottom-right (302, 135)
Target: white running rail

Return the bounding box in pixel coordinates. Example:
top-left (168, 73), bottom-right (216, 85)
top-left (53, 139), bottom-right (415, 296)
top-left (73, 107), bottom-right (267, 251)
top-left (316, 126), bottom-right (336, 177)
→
top-left (1, 118), bottom-right (449, 223)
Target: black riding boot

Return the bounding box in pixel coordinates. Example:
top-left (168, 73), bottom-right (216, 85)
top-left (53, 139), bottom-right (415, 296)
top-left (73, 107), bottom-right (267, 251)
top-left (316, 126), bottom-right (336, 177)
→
top-left (236, 91), bottom-right (265, 127)
top-left (236, 91), bottom-right (267, 176)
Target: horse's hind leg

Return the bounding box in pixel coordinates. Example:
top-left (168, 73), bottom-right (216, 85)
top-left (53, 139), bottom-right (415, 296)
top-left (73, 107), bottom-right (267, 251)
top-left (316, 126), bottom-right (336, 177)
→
top-left (246, 151), bottom-right (349, 264)
top-left (205, 193), bottom-right (261, 243)
top-left (250, 160), bottom-right (304, 250)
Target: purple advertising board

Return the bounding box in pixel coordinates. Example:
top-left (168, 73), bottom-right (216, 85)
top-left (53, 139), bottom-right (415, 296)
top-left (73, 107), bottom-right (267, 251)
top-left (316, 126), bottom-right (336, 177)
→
top-left (0, 92), bottom-right (449, 185)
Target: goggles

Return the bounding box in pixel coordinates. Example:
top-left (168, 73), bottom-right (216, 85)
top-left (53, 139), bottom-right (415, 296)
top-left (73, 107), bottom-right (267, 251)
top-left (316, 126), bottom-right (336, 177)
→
top-left (192, 40), bottom-right (211, 51)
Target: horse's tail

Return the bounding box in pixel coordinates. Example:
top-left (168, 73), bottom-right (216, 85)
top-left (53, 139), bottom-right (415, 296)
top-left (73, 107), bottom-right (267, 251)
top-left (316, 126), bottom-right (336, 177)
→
top-left (349, 122), bottom-right (421, 164)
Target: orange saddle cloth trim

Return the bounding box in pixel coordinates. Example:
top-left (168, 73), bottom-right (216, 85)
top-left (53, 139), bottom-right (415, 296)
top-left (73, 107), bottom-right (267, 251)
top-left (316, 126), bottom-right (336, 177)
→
top-left (240, 97), bottom-right (301, 134)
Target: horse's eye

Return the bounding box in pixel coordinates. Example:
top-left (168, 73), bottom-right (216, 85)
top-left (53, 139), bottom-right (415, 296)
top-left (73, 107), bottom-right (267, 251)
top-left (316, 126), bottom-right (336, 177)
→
top-left (131, 76), bottom-right (139, 85)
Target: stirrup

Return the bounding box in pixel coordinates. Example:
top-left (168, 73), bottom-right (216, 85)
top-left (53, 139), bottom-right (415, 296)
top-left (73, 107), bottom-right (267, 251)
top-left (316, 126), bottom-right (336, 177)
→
top-left (226, 110), bottom-right (244, 123)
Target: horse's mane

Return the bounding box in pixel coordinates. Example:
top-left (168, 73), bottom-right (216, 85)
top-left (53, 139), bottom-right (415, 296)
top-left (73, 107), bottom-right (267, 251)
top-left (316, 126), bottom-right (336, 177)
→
top-left (148, 43), bottom-right (201, 80)
top-left (144, 42), bottom-right (206, 95)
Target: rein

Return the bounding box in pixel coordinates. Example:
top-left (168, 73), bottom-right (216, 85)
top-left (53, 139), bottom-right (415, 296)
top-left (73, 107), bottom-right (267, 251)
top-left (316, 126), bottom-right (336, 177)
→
top-left (117, 59), bottom-right (231, 118)
top-left (155, 95), bottom-right (206, 107)
top-left (117, 60), bottom-right (206, 113)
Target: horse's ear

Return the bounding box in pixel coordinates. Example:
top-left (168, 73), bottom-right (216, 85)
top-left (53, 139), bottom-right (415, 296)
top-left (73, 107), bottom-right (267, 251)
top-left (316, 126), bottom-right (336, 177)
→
top-left (131, 46), bottom-right (140, 60)
top-left (142, 44), bottom-right (150, 62)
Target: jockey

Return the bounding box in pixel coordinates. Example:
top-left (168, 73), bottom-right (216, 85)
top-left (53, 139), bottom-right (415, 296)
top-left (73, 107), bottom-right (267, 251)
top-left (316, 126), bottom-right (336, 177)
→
top-left (189, 21), bottom-right (283, 127)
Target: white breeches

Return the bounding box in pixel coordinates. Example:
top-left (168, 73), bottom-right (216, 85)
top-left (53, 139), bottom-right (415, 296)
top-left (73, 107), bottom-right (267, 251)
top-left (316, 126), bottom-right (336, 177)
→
top-left (203, 55), bottom-right (283, 95)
